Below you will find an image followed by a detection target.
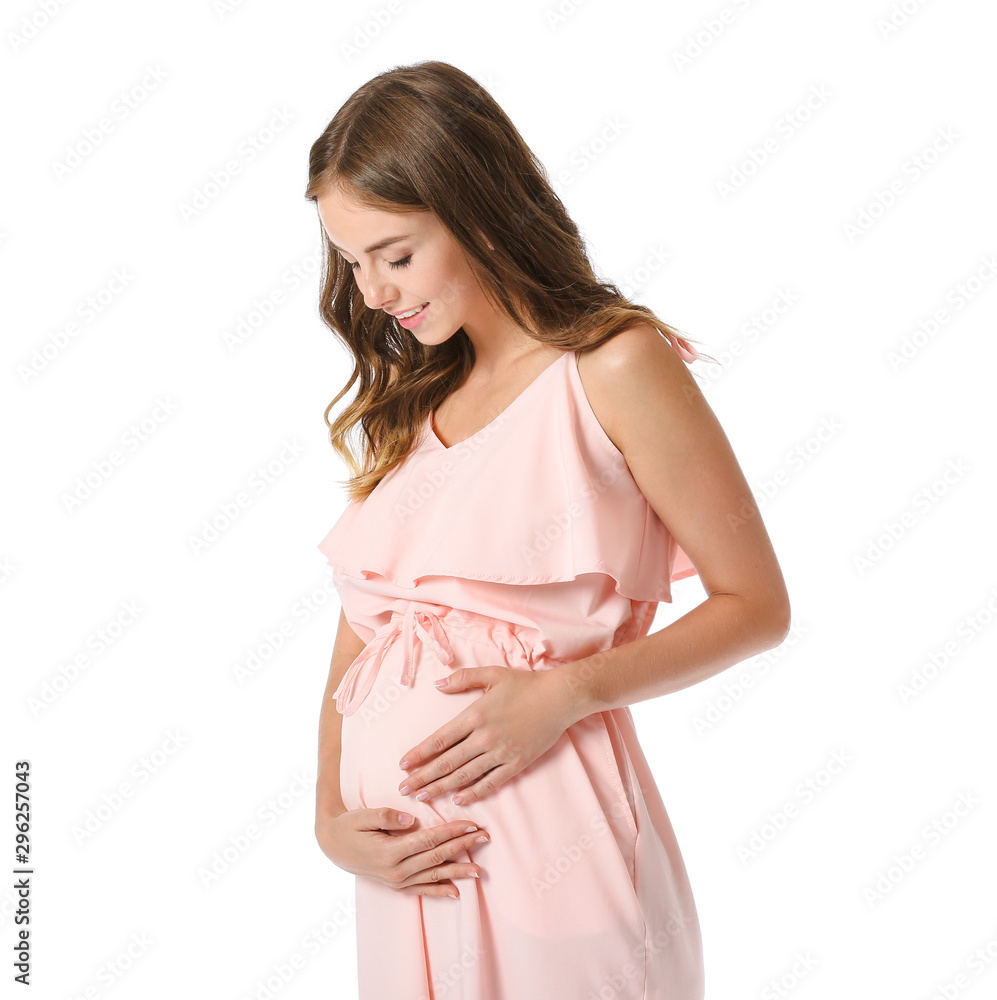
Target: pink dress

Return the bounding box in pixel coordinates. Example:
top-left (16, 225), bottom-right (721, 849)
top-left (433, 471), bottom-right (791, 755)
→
top-left (318, 336), bottom-right (706, 1000)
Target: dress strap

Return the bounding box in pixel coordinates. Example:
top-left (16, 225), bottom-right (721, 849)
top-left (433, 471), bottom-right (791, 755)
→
top-left (663, 331), bottom-right (699, 364)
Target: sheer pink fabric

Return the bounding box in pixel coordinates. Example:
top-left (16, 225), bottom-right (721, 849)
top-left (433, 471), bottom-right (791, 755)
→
top-left (318, 336), bottom-right (705, 999)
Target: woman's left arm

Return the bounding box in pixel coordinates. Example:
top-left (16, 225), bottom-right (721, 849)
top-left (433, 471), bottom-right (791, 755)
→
top-left (544, 324), bottom-right (792, 725)
top-left (397, 325), bottom-right (792, 804)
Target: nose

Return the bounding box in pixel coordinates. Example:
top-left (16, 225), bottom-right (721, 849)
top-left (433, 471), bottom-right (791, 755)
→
top-left (357, 270), bottom-right (395, 312)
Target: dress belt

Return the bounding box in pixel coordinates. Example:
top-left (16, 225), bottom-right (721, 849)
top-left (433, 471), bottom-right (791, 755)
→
top-left (333, 606), bottom-right (456, 717)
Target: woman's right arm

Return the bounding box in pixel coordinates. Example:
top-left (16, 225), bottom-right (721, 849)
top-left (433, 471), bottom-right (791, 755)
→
top-left (315, 606), bottom-right (364, 825)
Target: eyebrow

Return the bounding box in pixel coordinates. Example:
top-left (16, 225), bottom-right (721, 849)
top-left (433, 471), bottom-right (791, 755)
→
top-left (328, 234), bottom-right (414, 255)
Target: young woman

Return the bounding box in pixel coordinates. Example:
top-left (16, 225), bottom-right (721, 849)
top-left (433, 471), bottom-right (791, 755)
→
top-left (308, 60), bottom-right (790, 1000)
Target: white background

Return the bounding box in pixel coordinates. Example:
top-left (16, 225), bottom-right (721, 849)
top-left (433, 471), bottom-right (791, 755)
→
top-left (3, 1), bottom-right (996, 998)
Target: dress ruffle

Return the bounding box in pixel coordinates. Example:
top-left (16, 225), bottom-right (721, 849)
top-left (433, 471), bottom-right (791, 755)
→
top-left (319, 338), bottom-right (699, 605)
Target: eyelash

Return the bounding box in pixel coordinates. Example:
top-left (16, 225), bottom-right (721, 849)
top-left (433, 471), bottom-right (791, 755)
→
top-left (346, 254), bottom-right (412, 271)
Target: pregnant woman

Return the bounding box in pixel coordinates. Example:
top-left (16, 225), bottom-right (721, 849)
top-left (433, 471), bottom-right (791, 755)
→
top-left (308, 61), bottom-right (791, 1000)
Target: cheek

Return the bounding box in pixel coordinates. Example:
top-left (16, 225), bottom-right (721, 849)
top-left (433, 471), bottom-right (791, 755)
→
top-left (430, 258), bottom-right (476, 307)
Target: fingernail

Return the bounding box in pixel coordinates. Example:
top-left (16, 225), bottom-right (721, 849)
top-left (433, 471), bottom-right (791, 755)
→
top-left (400, 760), bottom-right (411, 770)
top-left (464, 826), bottom-right (478, 833)
top-left (469, 871), bottom-right (480, 878)
top-left (474, 835), bottom-right (488, 844)
top-left (399, 813), bottom-right (412, 824)
top-left (448, 891), bottom-right (459, 899)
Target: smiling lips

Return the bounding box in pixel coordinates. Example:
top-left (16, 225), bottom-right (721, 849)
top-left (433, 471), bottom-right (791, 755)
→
top-left (393, 302), bottom-right (428, 319)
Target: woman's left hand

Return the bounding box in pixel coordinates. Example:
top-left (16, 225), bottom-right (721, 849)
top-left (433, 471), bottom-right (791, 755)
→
top-left (396, 666), bottom-right (575, 807)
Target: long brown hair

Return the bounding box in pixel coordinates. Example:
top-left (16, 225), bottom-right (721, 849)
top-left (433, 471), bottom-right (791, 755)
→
top-left (305, 60), bottom-right (714, 501)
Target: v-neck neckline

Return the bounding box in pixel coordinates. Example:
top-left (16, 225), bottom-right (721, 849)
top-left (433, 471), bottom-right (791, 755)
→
top-left (426, 350), bottom-right (572, 451)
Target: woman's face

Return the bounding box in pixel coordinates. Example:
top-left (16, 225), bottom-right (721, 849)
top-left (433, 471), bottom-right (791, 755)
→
top-left (316, 186), bottom-right (492, 347)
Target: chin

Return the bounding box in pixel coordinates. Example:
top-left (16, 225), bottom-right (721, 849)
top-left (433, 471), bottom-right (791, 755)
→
top-left (412, 323), bottom-right (459, 347)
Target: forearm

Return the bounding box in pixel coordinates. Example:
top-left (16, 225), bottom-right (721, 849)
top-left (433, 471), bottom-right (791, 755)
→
top-left (544, 593), bottom-right (790, 727)
top-left (316, 673), bottom-right (348, 821)
top-left (316, 613), bottom-right (365, 822)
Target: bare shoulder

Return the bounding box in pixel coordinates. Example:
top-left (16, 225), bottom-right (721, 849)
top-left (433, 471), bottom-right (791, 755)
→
top-left (575, 324), bottom-right (699, 454)
top-left (576, 323), bottom-right (790, 633)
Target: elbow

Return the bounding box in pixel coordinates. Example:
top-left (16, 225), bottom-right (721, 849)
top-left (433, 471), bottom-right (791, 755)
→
top-left (707, 588), bottom-right (792, 650)
top-left (737, 592), bottom-right (792, 649)
top-left (762, 597), bottom-right (792, 648)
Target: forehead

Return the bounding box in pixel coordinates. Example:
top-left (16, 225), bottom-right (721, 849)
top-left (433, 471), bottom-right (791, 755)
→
top-left (316, 188), bottom-right (427, 254)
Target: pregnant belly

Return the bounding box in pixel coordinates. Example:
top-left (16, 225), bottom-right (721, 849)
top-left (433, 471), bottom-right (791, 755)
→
top-left (336, 606), bottom-right (650, 940)
top-left (338, 612), bottom-right (531, 819)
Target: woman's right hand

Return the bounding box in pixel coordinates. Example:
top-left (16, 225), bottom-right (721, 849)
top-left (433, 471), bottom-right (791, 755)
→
top-left (316, 807), bottom-right (489, 899)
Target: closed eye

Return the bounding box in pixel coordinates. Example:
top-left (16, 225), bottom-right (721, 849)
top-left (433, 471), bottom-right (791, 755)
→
top-left (346, 254), bottom-right (412, 271)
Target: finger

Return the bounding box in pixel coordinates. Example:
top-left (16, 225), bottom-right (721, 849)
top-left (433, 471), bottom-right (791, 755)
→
top-left (390, 818), bottom-right (482, 858)
top-left (447, 764), bottom-right (511, 806)
top-left (399, 737), bottom-right (482, 796)
top-left (397, 880), bottom-right (460, 899)
top-left (392, 834), bottom-right (465, 884)
top-left (393, 826), bottom-right (490, 882)
top-left (395, 856), bottom-right (481, 892)
top-left (406, 749), bottom-right (494, 803)
top-left (436, 665), bottom-right (503, 692)
top-left (357, 807), bottom-right (417, 831)
top-left (398, 713), bottom-right (475, 775)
